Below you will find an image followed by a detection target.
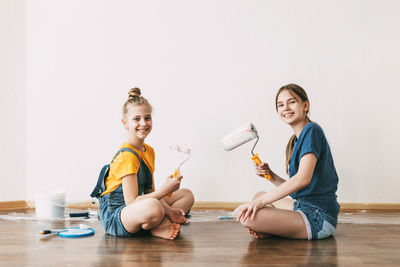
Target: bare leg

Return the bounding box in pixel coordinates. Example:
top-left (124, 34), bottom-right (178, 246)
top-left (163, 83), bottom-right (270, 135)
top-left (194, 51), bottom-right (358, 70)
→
top-left (252, 192), bottom-right (294, 210)
top-left (121, 198), bottom-right (181, 240)
top-left (162, 188), bottom-right (194, 224)
top-left (271, 197), bottom-right (295, 210)
top-left (241, 206), bottom-right (308, 239)
top-left (245, 192), bottom-right (300, 239)
top-left (164, 188), bottom-right (195, 213)
top-left (120, 198), bottom-right (165, 233)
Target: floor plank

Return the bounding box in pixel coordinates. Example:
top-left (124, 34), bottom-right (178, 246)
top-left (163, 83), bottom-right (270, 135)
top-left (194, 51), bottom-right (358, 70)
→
top-left (0, 210), bottom-right (399, 266)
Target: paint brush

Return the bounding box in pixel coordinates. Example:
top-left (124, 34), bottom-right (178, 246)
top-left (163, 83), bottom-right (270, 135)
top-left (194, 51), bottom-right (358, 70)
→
top-left (39, 229), bottom-right (66, 235)
top-left (39, 224), bottom-right (90, 235)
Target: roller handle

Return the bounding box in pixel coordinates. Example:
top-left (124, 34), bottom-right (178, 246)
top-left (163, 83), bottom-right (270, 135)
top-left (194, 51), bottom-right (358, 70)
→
top-left (167, 169), bottom-right (180, 197)
top-left (251, 153), bottom-right (272, 180)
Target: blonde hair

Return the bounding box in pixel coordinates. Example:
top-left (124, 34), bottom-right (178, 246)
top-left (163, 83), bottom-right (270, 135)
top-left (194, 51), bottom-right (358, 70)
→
top-left (275, 83), bottom-right (310, 174)
top-left (122, 87), bottom-right (152, 116)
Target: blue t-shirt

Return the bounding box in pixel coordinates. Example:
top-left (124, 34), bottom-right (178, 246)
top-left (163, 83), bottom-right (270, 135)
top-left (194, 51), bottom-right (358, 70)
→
top-left (289, 122), bottom-right (340, 216)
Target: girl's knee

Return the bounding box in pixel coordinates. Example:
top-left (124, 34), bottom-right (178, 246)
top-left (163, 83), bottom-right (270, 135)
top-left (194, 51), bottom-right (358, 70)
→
top-left (142, 198), bottom-right (164, 218)
top-left (240, 208), bottom-right (272, 228)
top-left (180, 188), bottom-right (195, 205)
top-left (240, 218), bottom-right (254, 228)
top-left (146, 198), bottom-right (164, 214)
top-left (140, 198), bottom-right (164, 228)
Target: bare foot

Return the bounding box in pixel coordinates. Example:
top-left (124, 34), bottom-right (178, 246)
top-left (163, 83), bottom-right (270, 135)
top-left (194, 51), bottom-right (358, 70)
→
top-left (166, 209), bottom-right (187, 224)
top-left (150, 218), bottom-right (181, 240)
top-left (247, 228), bottom-right (271, 239)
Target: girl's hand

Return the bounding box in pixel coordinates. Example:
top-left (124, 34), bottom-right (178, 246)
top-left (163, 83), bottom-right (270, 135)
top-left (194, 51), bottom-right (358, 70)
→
top-left (166, 208), bottom-right (187, 224)
top-left (255, 162), bottom-right (271, 178)
top-left (237, 198), bottom-right (265, 223)
top-left (162, 175), bottom-right (182, 196)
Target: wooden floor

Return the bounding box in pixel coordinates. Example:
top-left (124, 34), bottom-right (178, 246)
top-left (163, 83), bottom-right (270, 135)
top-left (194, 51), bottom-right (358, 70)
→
top-left (1, 210), bottom-right (400, 266)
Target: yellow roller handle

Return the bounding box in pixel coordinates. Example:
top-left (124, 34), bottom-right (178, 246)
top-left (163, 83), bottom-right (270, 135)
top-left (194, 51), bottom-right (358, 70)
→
top-left (251, 153), bottom-right (272, 180)
top-left (173, 169), bottom-right (180, 178)
top-left (168, 169), bottom-right (181, 197)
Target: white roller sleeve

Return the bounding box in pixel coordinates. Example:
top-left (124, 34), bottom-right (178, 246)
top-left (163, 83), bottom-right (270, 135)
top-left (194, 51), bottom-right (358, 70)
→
top-left (169, 145), bottom-right (191, 155)
top-left (221, 122), bottom-right (258, 151)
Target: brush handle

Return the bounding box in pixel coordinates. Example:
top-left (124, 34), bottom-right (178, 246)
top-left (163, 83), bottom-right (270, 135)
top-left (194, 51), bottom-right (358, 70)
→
top-left (69, 212), bottom-right (89, 218)
top-left (40, 230), bottom-right (53, 235)
top-left (251, 153), bottom-right (272, 180)
top-left (167, 169), bottom-right (180, 197)
top-left (39, 229), bottom-right (65, 235)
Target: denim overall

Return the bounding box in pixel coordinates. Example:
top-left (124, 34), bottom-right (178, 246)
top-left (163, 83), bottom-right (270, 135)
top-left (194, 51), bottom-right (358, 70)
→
top-left (93, 148), bottom-right (153, 236)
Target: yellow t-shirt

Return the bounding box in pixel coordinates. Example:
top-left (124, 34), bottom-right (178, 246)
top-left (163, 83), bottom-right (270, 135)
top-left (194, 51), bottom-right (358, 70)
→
top-left (101, 143), bottom-right (155, 196)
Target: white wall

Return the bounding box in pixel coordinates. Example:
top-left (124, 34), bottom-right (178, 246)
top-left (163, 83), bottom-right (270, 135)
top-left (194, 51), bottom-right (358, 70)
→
top-left (5, 0), bottom-right (399, 203)
top-left (0, 0), bottom-right (26, 201)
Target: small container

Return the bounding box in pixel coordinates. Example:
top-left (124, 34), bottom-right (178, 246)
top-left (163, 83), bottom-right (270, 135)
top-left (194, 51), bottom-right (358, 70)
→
top-left (35, 192), bottom-right (66, 219)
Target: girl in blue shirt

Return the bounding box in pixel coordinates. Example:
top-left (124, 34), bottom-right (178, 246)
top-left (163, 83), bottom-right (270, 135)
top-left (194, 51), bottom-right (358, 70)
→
top-left (237, 84), bottom-right (340, 240)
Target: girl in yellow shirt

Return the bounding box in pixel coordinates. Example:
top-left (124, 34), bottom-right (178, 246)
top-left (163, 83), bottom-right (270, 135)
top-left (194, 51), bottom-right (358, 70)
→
top-left (98, 88), bottom-right (194, 240)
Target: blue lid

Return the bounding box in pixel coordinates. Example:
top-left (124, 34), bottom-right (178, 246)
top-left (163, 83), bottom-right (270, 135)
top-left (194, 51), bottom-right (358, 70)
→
top-left (57, 227), bottom-right (95, 238)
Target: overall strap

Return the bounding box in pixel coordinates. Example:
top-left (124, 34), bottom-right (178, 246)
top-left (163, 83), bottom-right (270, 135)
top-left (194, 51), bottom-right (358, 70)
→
top-left (90, 147), bottom-right (139, 199)
top-left (113, 147), bottom-right (152, 195)
top-left (111, 147), bottom-right (138, 163)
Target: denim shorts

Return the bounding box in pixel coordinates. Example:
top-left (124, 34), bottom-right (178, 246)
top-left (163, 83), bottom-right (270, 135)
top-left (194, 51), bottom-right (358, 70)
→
top-left (293, 199), bottom-right (338, 240)
top-left (98, 186), bottom-right (146, 237)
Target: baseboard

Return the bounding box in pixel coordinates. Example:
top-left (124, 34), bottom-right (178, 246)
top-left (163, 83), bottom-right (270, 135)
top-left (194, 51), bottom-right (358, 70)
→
top-left (339, 203), bottom-right (400, 212)
top-left (2, 201), bottom-right (400, 212)
top-left (67, 201), bottom-right (99, 209)
top-left (25, 200), bottom-right (99, 210)
top-left (192, 202), bottom-right (244, 210)
top-left (0, 200), bottom-right (28, 210)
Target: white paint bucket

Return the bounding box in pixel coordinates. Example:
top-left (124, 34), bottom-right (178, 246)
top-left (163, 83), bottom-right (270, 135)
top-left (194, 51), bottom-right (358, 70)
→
top-left (35, 192), bottom-right (66, 219)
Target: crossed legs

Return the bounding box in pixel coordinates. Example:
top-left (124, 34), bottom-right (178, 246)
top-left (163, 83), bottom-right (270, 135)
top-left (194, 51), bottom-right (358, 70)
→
top-left (120, 188), bottom-right (194, 240)
top-left (163, 188), bottom-right (195, 214)
top-left (120, 189), bottom-right (306, 240)
top-left (240, 191), bottom-right (308, 239)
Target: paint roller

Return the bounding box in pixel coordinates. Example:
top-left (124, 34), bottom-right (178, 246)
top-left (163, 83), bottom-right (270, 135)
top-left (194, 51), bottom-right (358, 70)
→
top-left (168, 145), bottom-right (191, 197)
top-left (221, 122), bottom-right (271, 180)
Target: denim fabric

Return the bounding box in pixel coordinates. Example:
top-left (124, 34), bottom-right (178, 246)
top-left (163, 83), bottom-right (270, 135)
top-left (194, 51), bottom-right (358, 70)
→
top-left (98, 185), bottom-right (135, 237)
top-left (293, 199), bottom-right (338, 240)
top-left (96, 148), bottom-right (153, 237)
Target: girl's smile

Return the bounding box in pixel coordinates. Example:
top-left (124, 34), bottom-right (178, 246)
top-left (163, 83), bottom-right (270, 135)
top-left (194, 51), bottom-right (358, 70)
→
top-left (277, 90), bottom-right (309, 126)
top-left (282, 111), bottom-right (295, 119)
top-left (122, 104), bottom-right (153, 143)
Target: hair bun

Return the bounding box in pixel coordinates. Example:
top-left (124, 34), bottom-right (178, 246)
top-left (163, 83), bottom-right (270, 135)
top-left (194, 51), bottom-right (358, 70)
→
top-left (128, 87), bottom-right (141, 99)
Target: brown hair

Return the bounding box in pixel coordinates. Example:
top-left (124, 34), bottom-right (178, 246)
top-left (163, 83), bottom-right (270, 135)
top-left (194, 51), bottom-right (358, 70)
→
top-left (122, 87), bottom-right (152, 116)
top-left (275, 84), bottom-right (310, 174)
